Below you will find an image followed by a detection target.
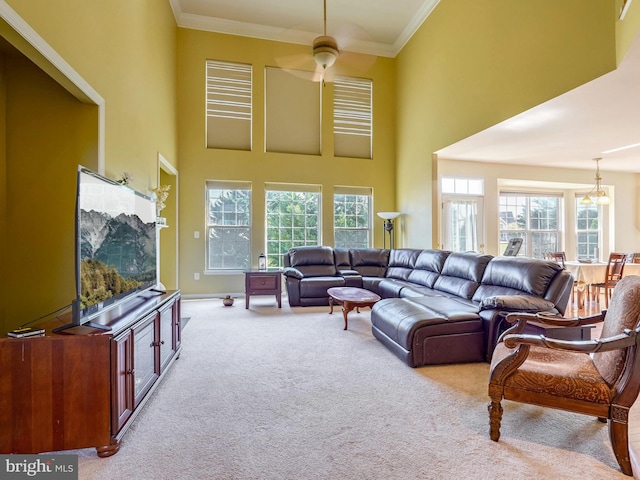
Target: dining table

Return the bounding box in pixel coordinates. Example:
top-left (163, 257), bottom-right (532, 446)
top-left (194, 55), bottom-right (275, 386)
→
top-left (564, 260), bottom-right (640, 308)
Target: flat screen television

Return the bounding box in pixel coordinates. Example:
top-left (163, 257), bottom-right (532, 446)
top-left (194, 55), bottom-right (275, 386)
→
top-left (55, 166), bottom-right (160, 332)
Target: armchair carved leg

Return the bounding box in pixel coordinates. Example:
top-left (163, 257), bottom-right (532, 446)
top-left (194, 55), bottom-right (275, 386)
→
top-left (610, 406), bottom-right (632, 476)
top-left (488, 385), bottom-right (504, 441)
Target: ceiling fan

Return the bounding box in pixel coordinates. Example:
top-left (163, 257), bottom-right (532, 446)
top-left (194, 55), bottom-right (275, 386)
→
top-left (312, 0), bottom-right (340, 76)
top-left (276, 0), bottom-right (376, 84)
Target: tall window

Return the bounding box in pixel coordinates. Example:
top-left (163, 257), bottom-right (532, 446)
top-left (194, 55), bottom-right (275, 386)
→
top-left (265, 185), bottom-right (321, 268)
top-left (334, 187), bottom-right (372, 248)
top-left (499, 193), bottom-right (561, 258)
top-left (333, 76), bottom-right (372, 159)
top-left (206, 60), bottom-right (252, 150)
top-left (576, 199), bottom-right (600, 259)
top-left (206, 181), bottom-right (251, 270)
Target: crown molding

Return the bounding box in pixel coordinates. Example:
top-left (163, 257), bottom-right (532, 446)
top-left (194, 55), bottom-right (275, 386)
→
top-left (170, 0), bottom-right (439, 59)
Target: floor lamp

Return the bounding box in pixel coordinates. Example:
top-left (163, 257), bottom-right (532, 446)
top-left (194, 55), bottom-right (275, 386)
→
top-left (377, 212), bottom-right (401, 249)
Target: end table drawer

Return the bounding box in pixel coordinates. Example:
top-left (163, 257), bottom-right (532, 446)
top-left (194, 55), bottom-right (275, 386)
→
top-left (248, 275), bottom-right (278, 290)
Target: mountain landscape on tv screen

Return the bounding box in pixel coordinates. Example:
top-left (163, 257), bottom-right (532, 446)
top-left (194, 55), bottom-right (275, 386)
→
top-left (80, 209), bottom-right (156, 308)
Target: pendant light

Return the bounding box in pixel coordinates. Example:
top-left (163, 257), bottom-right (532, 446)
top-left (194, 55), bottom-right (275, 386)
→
top-left (580, 158), bottom-right (610, 205)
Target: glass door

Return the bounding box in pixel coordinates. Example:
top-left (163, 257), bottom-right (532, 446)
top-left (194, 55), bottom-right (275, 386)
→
top-left (442, 196), bottom-right (484, 253)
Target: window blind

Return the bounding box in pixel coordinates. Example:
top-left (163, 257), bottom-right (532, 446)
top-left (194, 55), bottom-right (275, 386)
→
top-left (334, 76), bottom-right (372, 159)
top-left (206, 60), bottom-right (252, 150)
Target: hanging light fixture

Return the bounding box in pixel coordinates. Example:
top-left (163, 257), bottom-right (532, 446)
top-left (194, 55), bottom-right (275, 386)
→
top-left (313, 0), bottom-right (339, 73)
top-left (580, 158), bottom-right (610, 205)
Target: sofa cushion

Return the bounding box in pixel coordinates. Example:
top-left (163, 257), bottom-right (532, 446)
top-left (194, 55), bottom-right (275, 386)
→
top-left (350, 248), bottom-right (389, 277)
top-left (407, 249), bottom-right (450, 287)
top-left (334, 248), bottom-right (351, 269)
top-left (386, 249), bottom-right (422, 281)
top-left (433, 252), bottom-right (492, 299)
top-left (288, 246), bottom-right (337, 277)
top-left (371, 297), bottom-right (482, 351)
top-left (475, 257), bottom-right (562, 298)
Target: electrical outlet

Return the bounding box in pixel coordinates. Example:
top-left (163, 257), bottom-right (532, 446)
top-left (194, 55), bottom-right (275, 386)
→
top-left (194, 273), bottom-right (200, 280)
top-left (194, 231), bottom-right (200, 238)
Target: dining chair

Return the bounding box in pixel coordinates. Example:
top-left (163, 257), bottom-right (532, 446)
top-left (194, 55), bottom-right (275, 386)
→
top-left (488, 275), bottom-right (640, 476)
top-left (545, 252), bottom-right (580, 305)
top-left (592, 252), bottom-right (627, 308)
top-left (545, 251), bottom-right (566, 267)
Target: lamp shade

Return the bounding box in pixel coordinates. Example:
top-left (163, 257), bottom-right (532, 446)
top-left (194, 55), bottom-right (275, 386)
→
top-left (377, 212), bottom-right (401, 220)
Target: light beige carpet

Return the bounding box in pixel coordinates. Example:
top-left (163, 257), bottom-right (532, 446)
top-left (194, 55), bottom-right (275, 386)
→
top-left (74, 297), bottom-right (627, 479)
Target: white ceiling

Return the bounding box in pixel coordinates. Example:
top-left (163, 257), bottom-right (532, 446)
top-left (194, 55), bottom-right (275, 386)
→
top-left (171, 0), bottom-right (640, 173)
top-left (170, 0), bottom-right (440, 57)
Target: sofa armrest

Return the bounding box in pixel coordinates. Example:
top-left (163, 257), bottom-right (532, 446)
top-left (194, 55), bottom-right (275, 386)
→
top-left (479, 295), bottom-right (556, 312)
top-left (283, 267), bottom-right (304, 280)
top-left (338, 269), bottom-right (363, 288)
top-left (338, 269), bottom-right (360, 276)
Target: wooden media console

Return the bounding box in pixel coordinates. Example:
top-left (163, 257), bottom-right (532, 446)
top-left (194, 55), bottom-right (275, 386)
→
top-left (0, 290), bottom-right (181, 457)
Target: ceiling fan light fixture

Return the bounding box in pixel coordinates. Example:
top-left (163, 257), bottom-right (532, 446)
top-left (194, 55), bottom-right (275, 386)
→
top-left (313, 35), bottom-right (339, 69)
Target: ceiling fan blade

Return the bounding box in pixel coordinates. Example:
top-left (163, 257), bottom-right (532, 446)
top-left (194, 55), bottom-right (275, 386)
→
top-left (274, 53), bottom-right (324, 82)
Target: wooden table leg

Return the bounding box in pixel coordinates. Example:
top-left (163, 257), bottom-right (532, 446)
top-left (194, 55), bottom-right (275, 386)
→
top-left (329, 296), bottom-right (334, 314)
top-left (342, 301), bottom-right (355, 330)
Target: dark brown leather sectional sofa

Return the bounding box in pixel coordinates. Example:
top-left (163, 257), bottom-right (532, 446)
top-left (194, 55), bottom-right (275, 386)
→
top-left (283, 246), bottom-right (573, 366)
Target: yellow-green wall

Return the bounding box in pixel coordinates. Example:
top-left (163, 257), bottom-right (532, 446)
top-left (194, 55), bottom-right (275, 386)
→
top-left (176, 29), bottom-right (397, 295)
top-left (0, 54), bottom-right (6, 333)
top-left (1, 53), bottom-right (98, 334)
top-left (1, 0), bottom-right (178, 333)
top-left (6, 0), bottom-right (178, 187)
top-left (396, 0), bottom-right (618, 248)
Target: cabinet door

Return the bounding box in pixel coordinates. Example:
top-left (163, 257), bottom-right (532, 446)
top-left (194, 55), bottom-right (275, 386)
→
top-left (132, 313), bottom-right (159, 408)
top-left (158, 301), bottom-right (175, 372)
top-left (111, 330), bottom-right (134, 433)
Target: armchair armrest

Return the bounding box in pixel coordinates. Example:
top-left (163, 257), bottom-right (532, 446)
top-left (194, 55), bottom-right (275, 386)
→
top-left (504, 311), bottom-right (606, 328)
top-left (503, 327), bottom-right (640, 354)
top-left (497, 311), bottom-right (605, 344)
top-left (282, 267), bottom-right (303, 280)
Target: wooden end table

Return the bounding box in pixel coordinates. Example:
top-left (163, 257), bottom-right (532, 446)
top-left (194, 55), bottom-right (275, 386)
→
top-left (327, 287), bottom-right (381, 330)
top-left (245, 269), bottom-right (282, 309)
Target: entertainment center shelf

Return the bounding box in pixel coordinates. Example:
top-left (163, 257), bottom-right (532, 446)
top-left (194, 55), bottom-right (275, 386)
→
top-left (0, 290), bottom-right (181, 457)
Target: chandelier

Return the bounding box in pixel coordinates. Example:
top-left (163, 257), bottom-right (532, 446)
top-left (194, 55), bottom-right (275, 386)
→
top-left (580, 157), bottom-right (610, 205)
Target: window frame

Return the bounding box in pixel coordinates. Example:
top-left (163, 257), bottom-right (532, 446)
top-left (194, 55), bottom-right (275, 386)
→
top-left (205, 181), bottom-right (252, 272)
top-left (265, 184), bottom-right (322, 268)
top-left (499, 192), bottom-right (562, 258)
top-left (333, 186), bottom-right (373, 249)
top-left (575, 197), bottom-right (601, 260)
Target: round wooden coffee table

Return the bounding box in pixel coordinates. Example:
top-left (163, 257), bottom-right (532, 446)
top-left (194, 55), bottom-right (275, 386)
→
top-left (327, 287), bottom-right (381, 330)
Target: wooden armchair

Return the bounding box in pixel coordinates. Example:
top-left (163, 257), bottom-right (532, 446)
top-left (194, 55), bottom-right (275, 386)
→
top-left (488, 275), bottom-right (640, 476)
